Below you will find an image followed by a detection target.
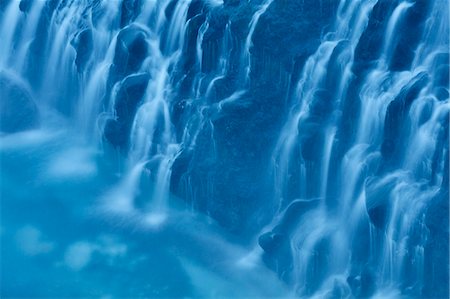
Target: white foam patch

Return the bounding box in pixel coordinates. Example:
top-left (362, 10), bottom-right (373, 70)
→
top-left (64, 237), bottom-right (128, 270)
top-left (371, 289), bottom-right (402, 299)
top-left (0, 129), bottom-right (59, 150)
top-left (64, 241), bottom-right (94, 271)
top-left (97, 235), bottom-right (128, 258)
top-left (100, 162), bottom-right (146, 214)
top-left (15, 225), bottom-right (54, 256)
top-left (179, 258), bottom-right (232, 298)
top-left (104, 193), bottom-right (135, 214)
top-left (236, 247), bottom-right (263, 269)
top-left (205, 0), bottom-right (223, 7)
top-left (143, 212), bottom-right (167, 228)
top-left (47, 148), bottom-right (97, 178)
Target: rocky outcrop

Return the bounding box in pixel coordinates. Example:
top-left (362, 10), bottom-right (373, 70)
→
top-left (104, 73), bottom-right (150, 151)
top-left (71, 28), bottom-right (94, 72)
top-left (110, 24), bottom-right (149, 81)
top-left (0, 71), bottom-right (39, 133)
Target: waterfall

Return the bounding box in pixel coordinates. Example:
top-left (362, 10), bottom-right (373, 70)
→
top-left (242, 0), bottom-right (275, 85)
top-left (1, 0), bottom-right (448, 298)
top-left (265, 0), bottom-right (449, 297)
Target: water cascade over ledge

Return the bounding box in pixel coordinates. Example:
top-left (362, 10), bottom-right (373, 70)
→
top-left (0, 0), bottom-right (448, 298)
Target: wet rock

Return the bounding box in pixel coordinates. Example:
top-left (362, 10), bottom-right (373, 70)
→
top-left (23, 0), bottom-right (59, 87)
top-left (200, 8), bottom-right (229, 74)
top-left (349, 217), bottom-right (372, 267)
top-left (104, 119), bottom-right (127, 147)
top-left (224, 0), bottom-right (241, 7)
top-left (164, 0), bottom-right (178, 20)
top-left (111, 24), bottom-right (149, 80)
top-left (324, 279), bottom-right (351, 299)
top-left (104, 73), bottom-right (150, 150)
top-left (0, 72), bottom-right (39, 133)
top-left (434, 86), bottom-right (449, 101)
top-left (441, 147), bottom-right (449, 191)
top-left (364, 177), bottom-right (396, 229)
top-left (435, 63), bottom-right (449, 90)
top-left (0, 0), bottom-right (11, 11)
top-left (259, 199), bottom-right (320, 283)
top-left (181, 14), bottom-right (206, 73)
top-left (259, 231), bottom-right (285, 255)
top-left (252, 0), bottom-right (338, 75)
top-left (206, 77), bottom-right (239, 103)
top-left (390, 0), bottom-right (431, 71)
top-left (71, 28), bottom-right (93, 72)
top-left (276, 198), bottom-right (320, 233)
top-left (430, 114), bottom-right (449, 185)
top-left (353, 0), bottom-right (400, 75)
top-left (347, 267), bottom-right (376, 298)
top-left (19, 0), bottom-right (32, 12)
top-left (120, 0), bottom-right (143, 28)
top-left (423, 190), bottom-right (449, 298)
top-left (325, 40), bottom-right (351, 92)
top-left (259, 231), bottom-right (293, 283)
top-left (381, 72), bottom-right (429, 168)
top-left (169, 149), bottom-right (193, 193)
top-left (200, 39), bottom-right (222, 73)
top-left (187, 0), bottom-right (205, 20)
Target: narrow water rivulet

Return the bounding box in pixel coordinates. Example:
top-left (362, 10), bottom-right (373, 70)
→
top-left (0, 0), bottom-right (448, 298)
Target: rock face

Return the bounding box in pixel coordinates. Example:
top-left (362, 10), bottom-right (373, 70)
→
top-left (2, 0), bottom-right (447, 297)
top-left (424, 190), bottom-right (449, 298)
top-left (104, 73), bottom-right (150, 151)
top-left (103, 24), bottom-right (151, 151)
top-left (258, 199), bottom-right (320, 283)
top-left (71, 28), bottom-right (94, 72)
top-left (165, 0), bottom-right (339, 234)
top-left (364, 177), bottom-right (395, 229)
top-left (381, 72), bottom-right (429, 169)
top-left (0, 72), bottom-right (39, 133)
top-left (109, 24), bottom-right (149, 84)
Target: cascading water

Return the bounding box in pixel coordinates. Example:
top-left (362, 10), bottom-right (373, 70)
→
top-left (1, 0), bottom-right (448, 298)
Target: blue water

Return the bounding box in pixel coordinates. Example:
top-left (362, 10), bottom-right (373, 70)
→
top-left (1, 124), bottom-right (289, 298)
top-left (0, 0), bottom-right (449, 298)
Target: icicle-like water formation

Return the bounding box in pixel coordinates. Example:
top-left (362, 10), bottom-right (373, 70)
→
top-left (1, 0), bottom-right (448, 298)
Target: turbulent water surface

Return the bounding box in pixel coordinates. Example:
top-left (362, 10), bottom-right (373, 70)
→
top-left (0, 0), bottom-right (449, 298)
